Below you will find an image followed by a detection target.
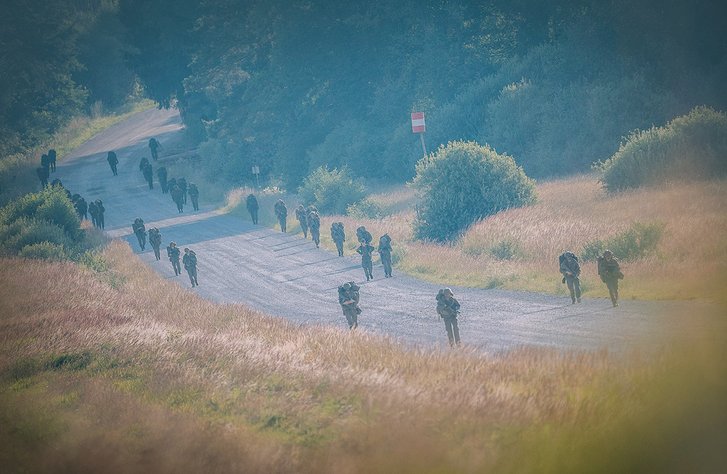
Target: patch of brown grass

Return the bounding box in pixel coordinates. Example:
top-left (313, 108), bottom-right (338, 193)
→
top-left (1, 242), bottom-right (725, 472)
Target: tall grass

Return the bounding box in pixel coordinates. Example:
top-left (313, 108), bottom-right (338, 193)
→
top-left (0, 242), bottom-right (724, 472)
top-left (307, 175), bottom-right (727, 302)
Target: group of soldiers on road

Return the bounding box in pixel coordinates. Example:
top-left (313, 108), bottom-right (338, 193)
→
top-left (131, 217), bottom-right (199, 288)
top-left (35, 148), bottom-right (57, 187)
top-left (45, 134), bottom-right (626, 347)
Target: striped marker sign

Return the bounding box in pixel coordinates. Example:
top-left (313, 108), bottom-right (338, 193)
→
top-left (411, 112), bottom-right (426, 133)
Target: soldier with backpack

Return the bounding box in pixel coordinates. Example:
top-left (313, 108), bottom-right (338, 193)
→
top-left (308, 207), bottom-right (321, 248)
top-left (597, 250), bottom-right (624, 307)
top-left (559, 251), bottom-right (582, 304)
top-left (95, 200), bottom-right (105, 229)
top-left (148, 137), bottom-right (161, 160)
top-left (167, 241), bottom-right (181, 276)
top-left (246, 194), bottom-right (259, 224)
top-left (132, 218), bottom-right (147, 251)
top-left (274, 199), bottom-right (287, 232)
top-left (338, 281), bottom-right (361, 329)
top-left (157, 166), bottom-right (168, 193)
top-left (170, 185), bottom-right (184, 213)
top-left (436, 288), bottom-right (461, 347)
top-left (295, 204), bottom-right (308, 238)
top-left (107, 151), bottom-right (119, 176)
top-left (88, 200), bottom-right (98, 228)
top-left (356, 240), bottom-right (376, 281)
top-left (178, 178), bottom-right (188, 204)
top-left (148, 227), bottom-right (162, 261)
top-left (331, 222), bottom-right (345, 256)
top-left (356, 225), bottom-right (372, 244)
top-left (188, 183), bottom-right (200, 211)
top-left (183, 248), bottom-right (199, 287)
top-left (378, 233), bottom-right (393, 278)
top-left (142, 161), bottom-right (154, 189)
top-left (48, 149), bottom-right (57, 172)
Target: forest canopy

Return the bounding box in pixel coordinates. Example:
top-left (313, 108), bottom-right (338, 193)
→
top-left (2, 0), bottom-right (726, 188)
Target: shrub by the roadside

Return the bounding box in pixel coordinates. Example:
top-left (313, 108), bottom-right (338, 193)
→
top-left (347, 198), bottom-right (384, 219)
top-left (598, 106), bottom-right (727, 191)
top-left (412, 141), bottom-right (536, 242)
top-left (19, 242), bottom-right (68, 261)
top-left (582, 221), bottom-right (664, 261)
top-left (298, 166), bottom-right (366, 215)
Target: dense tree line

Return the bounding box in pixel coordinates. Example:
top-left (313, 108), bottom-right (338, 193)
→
top-left (0, 1), bottom-right (138, 158)
top-left (3, 1), bottom-right (726, 188)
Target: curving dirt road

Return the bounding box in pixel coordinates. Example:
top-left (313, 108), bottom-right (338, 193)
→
top-left (55, 107), bottom-right (718, 353)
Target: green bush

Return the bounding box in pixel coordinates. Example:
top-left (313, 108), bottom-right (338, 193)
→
top-left (4, 217), bottom-right (72, 253)
top-left (346, 198), bottom-right (384, 219)
top-left (489, 240), bottom-right (525, 261)
top-left (411, 141), bottom-right (536, 242)
top-left (582, 222), bottom-right (664, 261)
top-left (19, 242), bottom-right (68, 261)
top-left (298, 166), bottom-right (366, 215)
top-left (598, 106), bottom-right (727, 191)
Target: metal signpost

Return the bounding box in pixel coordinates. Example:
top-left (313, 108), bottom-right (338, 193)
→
top-left (411, 111), bottom-right (427, 156)
top-left (252, 165), bottom-right (260, 189)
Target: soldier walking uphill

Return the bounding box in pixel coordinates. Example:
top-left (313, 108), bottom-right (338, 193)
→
top-left (40, 153), bottom-right (50, 172)
top-left (178, 178), bottom-right (188, 204)
top-left (295, 204), bottom-right (308, 238)
top-left (356, 240), bottom-right (375, 281)
top-left (338, 281), bottom-right (361, 329)
top-left (139, 157), bottom-right (149, 173)
top-left (48, 149), bottom-right (57, 172)
top-left (597, 250), bottom-right (624, 307)
top-left (308, 207), bottom-right (321, 248)
top-left (88, 201), bottom-right (98, 227)
top-left (95, 200), bottom-right (105, 229)
top-left (73, 195), bottom-right (88, 221)
top-left (166, 241), bottom-right (181, 276)
top-left (157, 167), bottom-right (168, 193)
top-left (142, 162), bottom-right (154, 189)
top-left (171, 185), bottom-right (184, 213)
top-left (274, 199), bottom-right (288, 232)
top-left (107, 151), bottom-right (119, 176)
top-left (36, 166), bottom-right (49, 188)
top-left (246, 194), bottom-right (259, 224)
top-left (559, 251), bottom-right (582, 304)
top-left (188, 183), bottom-right (200, 211)
top-left (148, 227), bottom-right (162, 261)
top-left (436, 288), bottom-right (461, 347)
top-left (331, 222), bottom-right (345, 256)
top-left (378, 233), bottom-right (393, 278)
top-left (132, 218), bottom-right (147, 251)
top-left (183, 248), bottom-right (199, 287)
top-left (148, 137), bottom-right (161, 161)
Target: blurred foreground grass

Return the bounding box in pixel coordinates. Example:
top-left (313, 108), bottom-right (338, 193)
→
top-left (0, 241), bottom-right (725, 472)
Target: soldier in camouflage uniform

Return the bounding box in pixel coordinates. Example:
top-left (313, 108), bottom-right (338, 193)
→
top-left (157, 166), bottom-right (168, 193)
top-left (436, 288), bottom-right (461, 346)
top-left (167, 241), bottom-right (181, 276)
top-left (274, 199), bottom-right (287, 232)
top-left (148, 137), bottom-right (161, 161)
top-left (148, 227), bottom-right (162, 261)
top-left (188, 183), bottom-right (200, 211)
top-left (183, 248), bottom-right (199, 287)
top-left (48, 149), bottom-right (57, 172)
top-left (295, 204), bottom-right (308, 238)
top-left (308, 208), bottom-right (321, 248)
top-left (132, 218), bottom-right (147, 251)
top-left (36, 166), bottom-right (49, 187)
top-left (338, 281), bottom-right (361, 329)
top-left (178, 177), bottom-right (188, 204)
top-left (246, 194), bottom-right (259, 224)
top-left (88, 200), bottom-right (98, 228)
top-left (107, 151), bottom-right (119, 176)
top-left (559, 251), bottom-right (582, 303)
top-left (356, 240), bottom-right (375, 281)
top-left (597, 250), bottom-right (624, 307)
top-left (170, 185), bottom-right (184, 213)
top-left (331, 222), bottom-right (345, 256)
top-left (95, 200), bottom-right (105, 229)
top-left (378, 233), bottom-right (393, 278)
top-left (142, 161), bottom-right (154, 189)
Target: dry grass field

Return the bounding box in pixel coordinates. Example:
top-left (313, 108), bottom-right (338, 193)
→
top-left (1, 241), bottom-right (725, 472)
top-left (304, 175), bottom-right (727, 303)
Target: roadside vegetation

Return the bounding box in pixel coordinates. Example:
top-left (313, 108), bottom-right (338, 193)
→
top-left (1, 241), bottom-right (724, 472)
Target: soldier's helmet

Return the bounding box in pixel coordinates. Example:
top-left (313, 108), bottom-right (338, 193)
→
top-left (603, 250), bottom-right (613, 258)
top-left (342, 282), bottom-right (351, 291)
top-left (443, 288), bottom-right (454, 296)
top-left (170, 241), bottom-right (176, 247)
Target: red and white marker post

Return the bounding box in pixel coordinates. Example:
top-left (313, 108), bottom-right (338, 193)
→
top-left (411, 112), bottom-right (427, 157)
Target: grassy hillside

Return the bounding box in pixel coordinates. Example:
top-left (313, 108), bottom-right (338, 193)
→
top-left (296, 175), bottom-right (727, 303)
top-left (1, 241), bottom-right (725, 472)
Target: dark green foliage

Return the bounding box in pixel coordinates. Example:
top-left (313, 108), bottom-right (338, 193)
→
top-left (598, 107), bottom-right (727, 191)
top-left (48, 352), bottom-right (93, 371)
top-left (0, 187), bottom-right (86, 260)
top-left (412, 141), bottom-right (536, 242)
top-left (489, 240), bottom-right (525, 261)
top-left (297, 167), bottom-right (366, 215)
top-left (582, 222), bottom-right (664, 262)
top-left (347, 199), bottom-right (384, 219)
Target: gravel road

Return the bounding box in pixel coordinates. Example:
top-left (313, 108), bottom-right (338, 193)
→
top-left (55, 107), bottom-right (718, 353)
